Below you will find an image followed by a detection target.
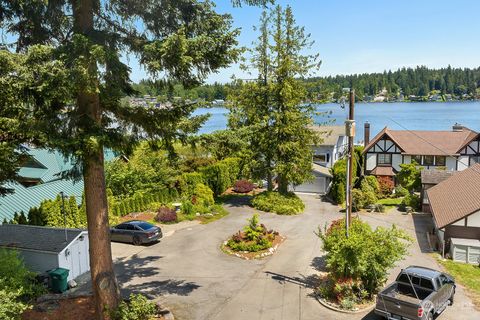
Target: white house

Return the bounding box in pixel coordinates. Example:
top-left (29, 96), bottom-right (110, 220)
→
top-left (363, 123), bottom-right (480, 184)
top-left (0, 224), bottom-right (90, 281)
top-left (292, 125), bottom-right (346, 194)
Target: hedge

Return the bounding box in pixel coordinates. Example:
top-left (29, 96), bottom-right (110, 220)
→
top-left (113, 188), bottom-right (179, 216)
top-left (199, 157), bottom-right (241, 196)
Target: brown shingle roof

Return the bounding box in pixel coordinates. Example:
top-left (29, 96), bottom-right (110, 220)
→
top-left (310, 125), bottom-right (345, 146)
top-left (364, 126), bottom-right (477, 156)
top-left (427, 164), bottom-right (480, 229)
top-left (421, 169), bottom-right (457, 185)
top-left (371, 166), bottom-right (396, 176)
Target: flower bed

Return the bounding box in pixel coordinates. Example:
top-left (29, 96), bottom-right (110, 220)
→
top-left (222, 214), bottom-right (284, 259)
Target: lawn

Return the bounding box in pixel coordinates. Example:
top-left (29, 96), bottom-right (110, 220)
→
top-left (376, 197), bottom-right (403, 211)
top-left (437, 257), bottom-right (480, 308)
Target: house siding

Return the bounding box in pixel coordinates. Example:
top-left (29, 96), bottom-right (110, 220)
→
top-left (445, 157), bottom-right (457, 171)
top-left (457, 155), bottom-right (469, 171)
top-left (366, 153), bottom-right (376, 171)
top-left (392, 154), bottom-right (403, 171)
top-left (445, 225), bottom-right (480, 242)
top-left (467, 210), bottom-right (480, 227)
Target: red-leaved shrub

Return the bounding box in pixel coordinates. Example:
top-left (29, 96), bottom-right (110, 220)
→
top-left (233, 180), bottom-right (255, 193)
top-left (155, 207), bottom-right (177, 223)
top-left (377, 176), bottom-right (394, 196)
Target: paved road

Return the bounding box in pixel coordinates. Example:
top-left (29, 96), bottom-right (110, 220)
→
top-left (112, 195), bottom-right (479, 320)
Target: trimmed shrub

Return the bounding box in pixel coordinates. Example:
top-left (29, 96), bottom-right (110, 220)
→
top-left (361, 176), bottom-right (379, 194)
top-left (112, 294), bottom-right (157, 320)
top-left (317, 218), bottom-right (411, 299)
top-left (252, 191), bottom-right (305, 215)
top-left (199, 157), bottom-right (241, 196)
top-left (394, 185), bottom-right (409, 198)
top-left (226, 214), bottom-right (276, 252)
top-left (401, 193), bottom-right (420, 211)
top-left (233, 180), bottom-right (255, 193)
top-left (377, 176), bottom-right (394, 197)
top-left (193, 183), bottom-right (214, 207)
top-left (352, 189), bottom-right (377, 212)
top-left (181, 172), bottom-right (205, 195)
top-left (155, 207), bottom-right (177, 223)
top-left (181, 200), bottom-right (194, 216)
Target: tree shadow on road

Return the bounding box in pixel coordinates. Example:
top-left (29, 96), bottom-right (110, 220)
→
top-left (216, 194), bottom-right (252, 207)
top-left (115, 254), bottom-right (200, 299)
top-left (310, 256), bottom-right (327, 272)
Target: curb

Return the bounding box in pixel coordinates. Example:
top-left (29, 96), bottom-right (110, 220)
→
top-left (315, 294), bottom-right (375, 314)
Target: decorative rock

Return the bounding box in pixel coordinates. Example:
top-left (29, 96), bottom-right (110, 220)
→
top-left (68, 279), bottom-right (77, 289)
top-left (196, 212), bottom-right (200, 216)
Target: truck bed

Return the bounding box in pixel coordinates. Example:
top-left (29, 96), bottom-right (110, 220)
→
top-left (380, 282), bottom-right (433, 305)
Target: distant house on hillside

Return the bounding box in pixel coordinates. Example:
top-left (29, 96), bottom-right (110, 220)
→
top-left (427, 164), bottom-right (480, 264)
top-left (0, 147), bottom-right (117, 223)
top-left (292, 125), bottom-right (346, 194)
top-left (362, 123), bottom-right (480, 184)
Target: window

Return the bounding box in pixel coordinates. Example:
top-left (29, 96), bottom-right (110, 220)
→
top-left (377, 153), bottom-right (392, 165)
top-left (435, 156), bottom-right (446, 166)
top-left (313, 154), bottom-right (327, 163)
top-left (420, 278), bottom-right (434, 290)
top-left (424, 155), bottom-right (434, 166)
top-left (412, 155), bottom-right (422, 164)
top-left (470, 156), bottom-right (480, 166)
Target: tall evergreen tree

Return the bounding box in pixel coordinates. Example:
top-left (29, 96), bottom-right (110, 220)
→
top-left (230, 5), bottom-right (321, 194)
top-left (0, 0), bottom-right (268, 317)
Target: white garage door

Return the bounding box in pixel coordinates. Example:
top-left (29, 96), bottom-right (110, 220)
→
top-left (293, 176), bottom-right (328, 194)
top-left (454, 245), bottom-right (467, 263)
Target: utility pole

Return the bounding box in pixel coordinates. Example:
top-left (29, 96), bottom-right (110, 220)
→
top-left (60, 191), bottom-right (67, 242)
top-left (345, 89), bottom-right (355, 237)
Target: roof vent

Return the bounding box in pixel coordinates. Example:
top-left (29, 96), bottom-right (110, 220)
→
top-left (452, 123), bottom-right (464, 132)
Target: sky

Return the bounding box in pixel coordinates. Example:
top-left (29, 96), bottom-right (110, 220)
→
top-left (129, 0), bottom-right (480, 84)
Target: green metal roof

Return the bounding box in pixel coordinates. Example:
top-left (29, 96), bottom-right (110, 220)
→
top-left (0, 179), bottom-right (84, 222)
top-left (0, 147), bottom-right (119, 222)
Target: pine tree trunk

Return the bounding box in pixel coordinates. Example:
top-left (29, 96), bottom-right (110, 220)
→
top-left (73, 1), bottom-right (121, 319)
top-left (277, 175), bottom-right (289, 195)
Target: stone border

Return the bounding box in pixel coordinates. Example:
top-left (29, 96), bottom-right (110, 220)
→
top-left (315, 293), bottom-right (375, 314)
top-left (221, 236), bottom-right (285, 260)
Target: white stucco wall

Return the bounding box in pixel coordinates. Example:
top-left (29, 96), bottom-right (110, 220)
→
top-left (403, 155), bottom-right (411, 164)
top-left (366, 153), bottom-right (376, 170)
top-left (467, 210), bottom-right (480, 227)
top-left (446, 157), bottom-right (457, 171)
top-left (392, 154), bottom-right (403, 171)
top-left (457, 155), bottom-right (469, 171)
top-left (452, 219), bottom-right (465, 226)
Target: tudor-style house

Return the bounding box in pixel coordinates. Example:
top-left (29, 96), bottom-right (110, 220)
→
top-left (362, 123), bottom-right (480, 183)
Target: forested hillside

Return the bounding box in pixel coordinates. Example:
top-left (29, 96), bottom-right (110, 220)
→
top-left (134, 66), bottom-right (480, 103)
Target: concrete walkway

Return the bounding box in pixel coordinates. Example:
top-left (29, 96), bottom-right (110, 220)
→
top-left (112, 195), bottom-right (479, 320)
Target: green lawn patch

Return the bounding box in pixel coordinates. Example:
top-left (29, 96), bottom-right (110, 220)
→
top-left (197, 204), bottom-right (229, 224)
top-left (437, 257), bottom-right (480, 308)
top-left (376, 197), bottom-right (403, 211)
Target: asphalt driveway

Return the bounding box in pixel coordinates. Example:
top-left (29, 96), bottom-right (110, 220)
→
top-left (112, 195), bottom-right (480, 320)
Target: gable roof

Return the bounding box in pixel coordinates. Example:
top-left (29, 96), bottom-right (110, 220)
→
top-left (421, 169), bottom-right (457, 185)
top-left (427, 163), bottom-right (480, 229)
top-left (364, 126), bottom-right (477, 156)
top-left (310, 125), bottom-right (345, 146)
top-left (0, 224), bottom-right (85, 253)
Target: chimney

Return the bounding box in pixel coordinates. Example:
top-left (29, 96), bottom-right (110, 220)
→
top-left (364, 122), bottom-right (370, 147)
top-left (452, 123), bottom-right (464, 132)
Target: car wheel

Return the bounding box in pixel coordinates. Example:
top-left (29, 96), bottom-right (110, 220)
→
top-left (133, 236), bottom-right (142, 246)
top-left (449, 293), bottom-right (454, 306)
